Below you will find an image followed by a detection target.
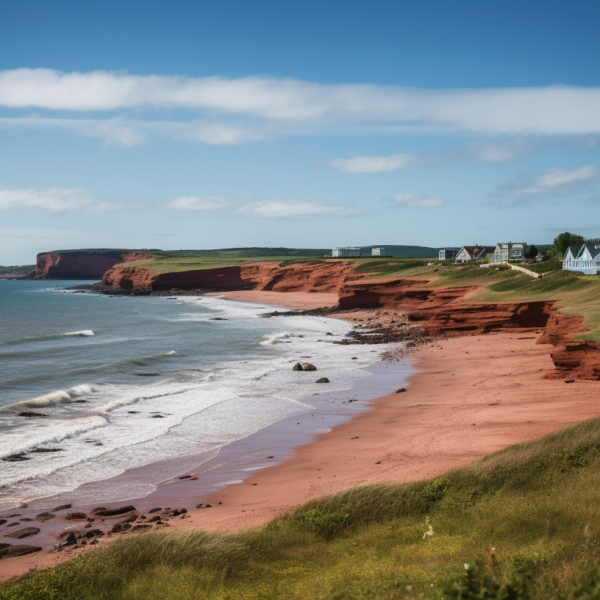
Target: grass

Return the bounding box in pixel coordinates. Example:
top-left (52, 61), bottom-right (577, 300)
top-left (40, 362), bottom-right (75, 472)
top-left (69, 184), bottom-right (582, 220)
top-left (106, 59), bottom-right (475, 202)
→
top-left (361, 260), bottom-right (600, 342)
top-left (6, 419), bottom-right (600, 599)
top-left (0, 265), bottom-right (34, 275)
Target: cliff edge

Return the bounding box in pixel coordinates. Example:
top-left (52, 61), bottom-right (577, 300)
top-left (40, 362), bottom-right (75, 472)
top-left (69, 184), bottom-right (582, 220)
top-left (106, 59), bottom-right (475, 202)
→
top-left (28, 250), bottom-right (155, 280)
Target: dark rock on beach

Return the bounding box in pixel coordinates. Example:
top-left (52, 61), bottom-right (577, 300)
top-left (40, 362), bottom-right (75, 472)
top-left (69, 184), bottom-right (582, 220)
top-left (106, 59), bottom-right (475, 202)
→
top-left (148, 507), bottom-right (162, 514)
top-left (84, 529), bottom-right (105, 539)
top-left (31, 447), bottom-right (63, 453)
top-left (2, 453), bottom-right (30, 462)
top-left (0, 544), bottom-right (42, 559)
top-left (131, 524), bottom-right (153, 532)
top-left (395, 388), bottom-right (407, 393)
top-left (111, 522), bottom-right (131, 534)
top-left (4, 527), bottom-right (40, 539)
top-left (292, 362), bottom-right (317, 371)
top-left (316, 377), bottom-right (330, 383)
top-left (18, 411), bottom-right (48, 418)
top-left (65, 512), bottom-right (88, 521)
top-left (92, 505), bottom-right (136, 517)
top-left (52, 504), bottom-right (72, 511)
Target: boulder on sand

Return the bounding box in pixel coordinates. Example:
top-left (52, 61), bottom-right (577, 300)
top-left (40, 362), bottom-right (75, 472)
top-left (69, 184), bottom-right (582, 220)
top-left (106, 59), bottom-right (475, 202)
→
top-left (293, 362), bottom-right (317, 371)
top-left (91, 505), bottom-right (136, 517)
top-left (65, 512), bottom-right (88, 521)
top-left (4, 527), bottom-right (40, 539)
top-left (316, 377), bottom-right (330, 383)
top-left (0, 544), bottom-right (42, 559)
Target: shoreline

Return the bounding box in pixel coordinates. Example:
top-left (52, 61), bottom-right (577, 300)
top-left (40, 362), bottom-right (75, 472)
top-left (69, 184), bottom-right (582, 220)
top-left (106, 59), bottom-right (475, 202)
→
top-left (0, 291), bottom-right (408, 580)
top-left (4, 290), bottom-right (600, 581)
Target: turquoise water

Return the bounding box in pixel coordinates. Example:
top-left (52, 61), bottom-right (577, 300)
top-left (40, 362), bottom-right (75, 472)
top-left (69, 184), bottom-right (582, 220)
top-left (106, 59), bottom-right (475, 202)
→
top-left (0, 280), bottom-right (390, 507)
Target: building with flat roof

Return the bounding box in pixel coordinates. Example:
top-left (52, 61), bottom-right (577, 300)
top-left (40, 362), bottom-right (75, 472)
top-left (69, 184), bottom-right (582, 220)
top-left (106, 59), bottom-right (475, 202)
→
top-left (332, 246), bottom-right (361, 258)
top-left (439, 248), bottom-right (460, 260)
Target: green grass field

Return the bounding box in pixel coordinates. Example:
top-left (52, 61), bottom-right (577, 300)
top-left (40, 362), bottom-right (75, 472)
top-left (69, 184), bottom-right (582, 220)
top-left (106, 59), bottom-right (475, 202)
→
top-left (5, 419), bottom-right (600, 599)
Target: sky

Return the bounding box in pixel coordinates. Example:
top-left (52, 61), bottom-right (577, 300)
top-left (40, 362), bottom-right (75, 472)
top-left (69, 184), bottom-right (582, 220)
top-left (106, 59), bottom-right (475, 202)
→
top-left (1, 0), bottom-right (600, 264)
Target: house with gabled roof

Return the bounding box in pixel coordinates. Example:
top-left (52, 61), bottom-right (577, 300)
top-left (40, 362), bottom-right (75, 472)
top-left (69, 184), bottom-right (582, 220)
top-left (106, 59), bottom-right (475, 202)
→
top-left (455, 245), bottom-right (494, 263)
top-left (490, 242), bottom-right (527, 264)
top-left (563, 240), bottom-right (600, 275)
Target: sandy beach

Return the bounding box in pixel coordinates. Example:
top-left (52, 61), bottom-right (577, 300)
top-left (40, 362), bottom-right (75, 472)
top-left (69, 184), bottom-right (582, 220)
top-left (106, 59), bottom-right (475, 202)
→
top-left (4, 290), bottom-right (600, 581)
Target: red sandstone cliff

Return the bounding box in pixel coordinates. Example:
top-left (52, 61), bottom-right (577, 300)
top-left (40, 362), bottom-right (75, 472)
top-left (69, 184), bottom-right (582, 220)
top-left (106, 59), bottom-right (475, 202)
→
top-left (102, 261), bottom-right (359, 292)
top-left (29, 251), bottom-right (154, 280)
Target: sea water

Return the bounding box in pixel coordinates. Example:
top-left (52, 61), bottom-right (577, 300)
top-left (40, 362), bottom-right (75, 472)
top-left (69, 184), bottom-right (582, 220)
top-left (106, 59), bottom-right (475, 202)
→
top-left (0, 280), bottom-right (398, 508)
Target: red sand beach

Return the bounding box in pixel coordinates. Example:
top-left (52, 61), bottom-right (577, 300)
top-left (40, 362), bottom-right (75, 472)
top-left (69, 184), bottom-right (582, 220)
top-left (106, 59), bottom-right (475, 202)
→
top-left (3, 290), bottom-right (600, 581)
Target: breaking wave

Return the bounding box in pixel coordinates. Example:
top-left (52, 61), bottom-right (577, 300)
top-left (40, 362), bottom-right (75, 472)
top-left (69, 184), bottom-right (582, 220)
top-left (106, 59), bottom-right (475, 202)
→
top-left (4, 384), bottom-right (95, 410)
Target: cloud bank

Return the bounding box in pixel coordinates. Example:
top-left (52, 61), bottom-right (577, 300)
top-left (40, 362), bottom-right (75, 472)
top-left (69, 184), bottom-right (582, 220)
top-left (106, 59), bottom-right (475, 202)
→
top-left (0, 184), bottom-right (114, 214)
top-left (167, 196), bottom-right (354, 219)
top-left (496, 165), bottom-right (599, 203)
top-left (1, 69), bottom-right (600, 146)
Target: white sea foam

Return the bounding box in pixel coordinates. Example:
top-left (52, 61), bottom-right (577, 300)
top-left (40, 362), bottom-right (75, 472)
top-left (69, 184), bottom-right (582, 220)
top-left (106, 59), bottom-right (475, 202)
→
top-left (0, 415), bottom-right (107, 460)
top-left (62, 330), bottom-right (94, 337)
top-left (0, 292), bottom-right (410, 507)
top-left (260, 333), bottom-right (292, 345)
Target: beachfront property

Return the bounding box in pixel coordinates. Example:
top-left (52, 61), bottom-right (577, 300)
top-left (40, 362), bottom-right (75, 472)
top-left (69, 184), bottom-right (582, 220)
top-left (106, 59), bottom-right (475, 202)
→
top-left (563, 240), bottom-right (600, 275)
top-left (332, 246), bottom-right (361, 258)
top-left (439, 247), bottom-right (460, 260)
top-left (489, 242), bottom-right (527, 264)
top-left (455, 245), bottom-right (494, 263)
top-left (371, 247), bottom-right (386, 256)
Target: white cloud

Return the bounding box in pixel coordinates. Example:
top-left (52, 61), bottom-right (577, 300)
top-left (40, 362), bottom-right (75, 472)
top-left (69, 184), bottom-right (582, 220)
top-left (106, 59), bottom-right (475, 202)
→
top-left (497, 165), bottom-right (599, 198)
top-left (0, 185), bottom-right (115, 214)
top-left (238, 200), bottom-right (353, 219)
top-left (328, 154), bottom-right (413, 173)
top-left (1, 69), bottom-right (600, 137)
top-left (0, 117), bottom-right (261, 147)
top-left (390, 193), bottom-right (445, 208)
top-left (167, 196), bottom-right (229, 211)
top-left (167, 196), bottom-right (354, 219)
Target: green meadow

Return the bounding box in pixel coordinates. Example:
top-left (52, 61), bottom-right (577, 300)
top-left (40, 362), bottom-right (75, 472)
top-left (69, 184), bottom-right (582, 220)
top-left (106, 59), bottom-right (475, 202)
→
top-left (4, 419), bottom-right (600, 599)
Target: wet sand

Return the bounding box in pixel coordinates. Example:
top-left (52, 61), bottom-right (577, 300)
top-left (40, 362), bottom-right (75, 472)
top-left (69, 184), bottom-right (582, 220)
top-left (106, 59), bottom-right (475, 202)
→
top-left (4, 292), bottom-right (600, 581)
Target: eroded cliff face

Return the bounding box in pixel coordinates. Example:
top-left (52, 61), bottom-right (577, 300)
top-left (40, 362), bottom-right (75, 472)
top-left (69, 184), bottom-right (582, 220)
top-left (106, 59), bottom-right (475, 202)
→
top-left (102, 261), bottom-right (358, 292)
top-left (102, 260), bottom-right (600, 381)
top-left (29, 252), bottom-right (153, 280)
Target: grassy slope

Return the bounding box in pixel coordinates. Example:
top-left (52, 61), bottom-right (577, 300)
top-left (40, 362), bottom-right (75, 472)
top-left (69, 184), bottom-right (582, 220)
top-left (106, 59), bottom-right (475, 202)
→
top-left (358, 259), bottom-right (600, 342)
top-left (5, 419), bottom-right (600, 599)
top-left (116, 248), bottom-right (331, 274)
top-left (0, 265), bottom-right (34, 275)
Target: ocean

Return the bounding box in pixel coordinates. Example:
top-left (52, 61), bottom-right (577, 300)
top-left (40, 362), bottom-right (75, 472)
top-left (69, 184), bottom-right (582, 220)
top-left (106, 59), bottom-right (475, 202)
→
top-left (0, 280), bottom-right (403, 509)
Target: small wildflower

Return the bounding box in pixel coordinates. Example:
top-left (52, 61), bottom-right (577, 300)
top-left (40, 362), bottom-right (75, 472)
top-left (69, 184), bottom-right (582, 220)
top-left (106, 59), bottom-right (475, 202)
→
top-left (464, 563), bottom-right (469, 570)
top-left (406, 585), bottom-right (412, 591)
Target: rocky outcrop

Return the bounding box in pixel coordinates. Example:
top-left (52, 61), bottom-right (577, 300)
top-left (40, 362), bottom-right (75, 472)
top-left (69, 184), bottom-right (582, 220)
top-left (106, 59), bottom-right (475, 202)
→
top-left (28, 251), bottom-right (154, 280)
top-left (102, 260), bottom-right (358, 292)
top-left (338, 279), bottom-right (551, 336)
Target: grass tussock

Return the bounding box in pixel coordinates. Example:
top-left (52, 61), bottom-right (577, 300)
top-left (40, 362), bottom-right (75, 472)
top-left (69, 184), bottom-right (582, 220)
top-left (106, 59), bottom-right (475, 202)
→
top-left (6, 419), bottom-right (600, 598)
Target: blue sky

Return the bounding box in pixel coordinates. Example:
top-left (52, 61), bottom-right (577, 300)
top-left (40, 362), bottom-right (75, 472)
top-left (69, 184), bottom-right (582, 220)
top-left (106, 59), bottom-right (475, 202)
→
top-left (1, 0), bottom-right (600, 264)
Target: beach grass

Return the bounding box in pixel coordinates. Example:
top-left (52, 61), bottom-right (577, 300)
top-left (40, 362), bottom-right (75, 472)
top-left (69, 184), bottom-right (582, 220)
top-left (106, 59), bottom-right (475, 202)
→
top-left (5, 418), bottom-right (600, 599)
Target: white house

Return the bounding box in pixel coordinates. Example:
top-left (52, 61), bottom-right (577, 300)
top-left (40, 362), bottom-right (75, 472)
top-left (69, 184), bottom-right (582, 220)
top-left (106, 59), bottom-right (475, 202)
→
top-left (563, 241), bottom-right (600, 275)
top-left (455, 246), bottom-right (493, 263)
top-left (439, 248), bottom-right (460, 260)
top-left (332, 247), bottom-right (361, 258)
top-left (490, 242), bottom-right (527, 264)
top-left (371, 247), bottom-right (386, 256)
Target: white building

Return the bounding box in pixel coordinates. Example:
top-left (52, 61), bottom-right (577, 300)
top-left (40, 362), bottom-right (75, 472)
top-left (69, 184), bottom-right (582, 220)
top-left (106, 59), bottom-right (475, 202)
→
top-left (455, 246), bottom-right (493, 263)
top-left (439, 248), bottom-right (460, 260)
top-left (371, 247), bottom-right (386, 256)
top-left (489, 242), bottom-right (527, 264)
top-left (563, 241), bottom-right (600, 275)
top-left (332, 247), bottom-right (361, 258)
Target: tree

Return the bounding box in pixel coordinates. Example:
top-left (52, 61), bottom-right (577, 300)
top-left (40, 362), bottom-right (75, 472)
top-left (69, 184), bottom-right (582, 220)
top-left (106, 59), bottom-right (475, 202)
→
top-left (554, 232), bottom-right (584, 257)
top-left (525, 245), bottom-right (538, 259)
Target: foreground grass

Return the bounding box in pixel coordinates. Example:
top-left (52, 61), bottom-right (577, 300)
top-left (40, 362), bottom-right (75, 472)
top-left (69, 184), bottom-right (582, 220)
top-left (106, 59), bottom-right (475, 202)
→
top-left (5, 419), bottom-right (600, 599)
